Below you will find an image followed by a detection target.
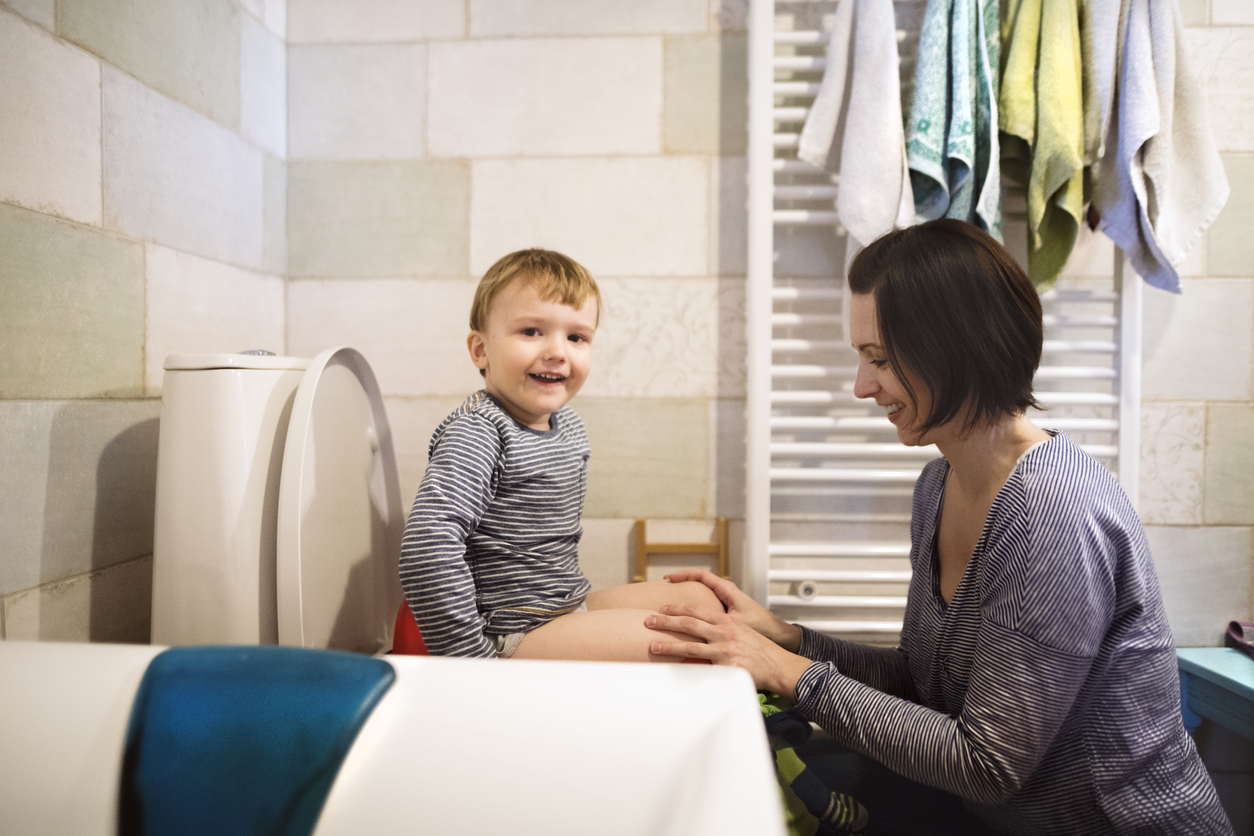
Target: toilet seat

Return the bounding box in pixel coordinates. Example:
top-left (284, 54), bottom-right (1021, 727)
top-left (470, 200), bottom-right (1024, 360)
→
top-left (276, 347), bottom-right (404, 653)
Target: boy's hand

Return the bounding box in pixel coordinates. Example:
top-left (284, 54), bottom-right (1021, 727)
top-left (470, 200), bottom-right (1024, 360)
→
top-left (663, 569), bottom-right (802, 653)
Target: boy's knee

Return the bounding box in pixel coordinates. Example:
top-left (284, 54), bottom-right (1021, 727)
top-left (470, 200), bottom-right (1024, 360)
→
top-left (673, 580), bottom-right (723, 612)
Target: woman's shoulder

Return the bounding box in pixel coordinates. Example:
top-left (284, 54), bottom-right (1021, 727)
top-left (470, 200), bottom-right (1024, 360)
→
top-left (1011, 432), bottom-right (1132, 523)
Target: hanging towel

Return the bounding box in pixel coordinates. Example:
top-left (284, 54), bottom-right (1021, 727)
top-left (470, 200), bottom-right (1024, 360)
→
top-left (1000, 0), bottom-right (1085, 288)
top-left (906, 0), bottom-right (1002, 239)
top-left (1090, 0), bottom-right (1228, 293)
top-left (1079, 0), bottom-right (1126, 171)
top-left (798, 0), bottom-right (913, 263)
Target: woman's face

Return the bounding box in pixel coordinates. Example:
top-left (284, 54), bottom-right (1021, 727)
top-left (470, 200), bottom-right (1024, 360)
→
top-left (849, 293), bottom-right (935, 447)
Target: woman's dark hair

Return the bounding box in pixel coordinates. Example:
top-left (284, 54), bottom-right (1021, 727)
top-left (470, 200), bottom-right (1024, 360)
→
top-left (847, 219), bottom-right (1043, 437)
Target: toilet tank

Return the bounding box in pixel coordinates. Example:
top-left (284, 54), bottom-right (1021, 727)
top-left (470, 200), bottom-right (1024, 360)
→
top-left (151, 354), bottom-right (309, 646)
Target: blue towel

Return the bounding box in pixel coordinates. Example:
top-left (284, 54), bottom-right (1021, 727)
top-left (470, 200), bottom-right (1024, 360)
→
top-left (120, 645), bottom-right (395, 836)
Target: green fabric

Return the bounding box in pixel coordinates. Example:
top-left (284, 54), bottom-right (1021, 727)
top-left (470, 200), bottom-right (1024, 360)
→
top-left (999, 0), bottom-right (1084, 287)
top-left (759, 692), bottom-right (868, 835)
top-left (906, 0), bottom-right (1002, 239)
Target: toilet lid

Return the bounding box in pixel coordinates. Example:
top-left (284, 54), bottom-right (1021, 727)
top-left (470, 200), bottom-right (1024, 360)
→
top-left (276, 347), bottom-right (404, 653)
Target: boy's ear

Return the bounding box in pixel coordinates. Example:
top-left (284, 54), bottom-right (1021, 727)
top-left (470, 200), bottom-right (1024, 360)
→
top-left (467, 332), bottom-right (489, 371)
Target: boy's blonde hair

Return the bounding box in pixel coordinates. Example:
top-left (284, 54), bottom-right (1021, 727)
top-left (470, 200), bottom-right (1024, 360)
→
top-left (469, 249), bottom-right (601, 332)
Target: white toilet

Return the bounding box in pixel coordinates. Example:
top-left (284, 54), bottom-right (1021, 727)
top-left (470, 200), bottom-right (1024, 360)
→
top-left (150, 347), bottom-right (404, 653)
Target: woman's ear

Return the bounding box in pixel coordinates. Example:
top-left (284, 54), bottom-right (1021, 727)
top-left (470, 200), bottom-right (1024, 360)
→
top-left (467, 331), bottom-right (489, 371)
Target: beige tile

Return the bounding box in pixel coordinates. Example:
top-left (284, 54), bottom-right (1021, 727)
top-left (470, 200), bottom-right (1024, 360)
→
top-left (1205, 404), bottom-right (1254, 525)
top-left (471, 157), bottom-right (708, 277)
top-left (3, 556), bottom-right (152, 643)
top-left (714, 398), bottom-right (746, 518)
top-left (1212, 0), bottom-right (1254, 24)
top-left (1139, 402), bottom-right (1205, 525)
top-left (717, 277), bottom-right (747, 397)
top-left (287, 0), bottom-right (463, 43)
top-left (664, 34), bottom-right (748, 156)
top-left (470, 0), bottom-right (706, 36)
top-left (262, 152), bottom-right (286, 275)
top-left (1142, 278), bottom-right (1253, 401)
top-left (0, 400), bottom-right (160, 597)
top-left (712, 156), bottom-right (749, 275)
top-left (262, 0), bottom-right (285, 38)
top-left (288, 160), bottom-right (469, 278)
top-left (578, 518), bottom-right (635, 591)
top-left (233, 0), bottom-right (263, 19)
top-left (287, 279), bottom-right (484, 398)
top-left (578, 398), bottom-right (709, 519)
top-left (103, 67), bottom-right (264, 269)
top-left (0, 10), bottom-right (101, 225)
top-left (0, 204), bottom-right (144, 399)
top-left (0, 0), bottom-right (53, 28)
top-left (59, 0), bottom-right (241, 129)
top-left (582, 278), bottom-right (721, 398)
top-left (1183, 28), bottom-right (1254, 153)
top-left (1178, 0), bottom-right (1210, 26)
top-left (1208, 154), bottom-right (1254, 277)
top-left (710, 0), bottom-right (749, 33)
top-left (240, 14), bottom-right (286, 159)
top-left (289, 44), bottom-right (426, 161)
top-left (428, 38), bottom-right (661, 158)
top-left (383, 396), bottom-right (468, 508)
top-left (144, 244), bottom-right (285, 396)
top-left (1148, 526), bottom-right (1251, 647)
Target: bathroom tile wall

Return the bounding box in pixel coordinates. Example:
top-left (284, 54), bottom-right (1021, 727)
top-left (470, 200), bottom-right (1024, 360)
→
top-left (0, 0), bottom-right (285, 642)
top-left (285, 0), bottom-right (745, 592)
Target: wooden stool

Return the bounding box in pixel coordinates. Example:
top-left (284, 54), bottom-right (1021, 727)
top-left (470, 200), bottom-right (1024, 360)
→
top-left (633, 518), bottom-right (730, 584)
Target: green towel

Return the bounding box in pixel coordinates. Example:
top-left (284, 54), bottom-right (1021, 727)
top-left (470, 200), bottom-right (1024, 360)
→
top-left (907, 0), bottom-right (1002, 240)
top-left (1000, 0), bottom-right (1085, 288)
top-left (760, 692), bottom-right (869, 835)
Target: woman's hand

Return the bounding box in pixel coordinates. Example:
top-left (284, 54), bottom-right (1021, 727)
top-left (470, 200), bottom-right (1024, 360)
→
top-left (645, 605), bottom-right (813, 699)
top-left (664, 569), bottom-right (803, 653)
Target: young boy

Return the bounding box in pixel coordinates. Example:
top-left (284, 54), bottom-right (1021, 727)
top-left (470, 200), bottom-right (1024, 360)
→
top-left (399, 249), bottom-right (720, 660)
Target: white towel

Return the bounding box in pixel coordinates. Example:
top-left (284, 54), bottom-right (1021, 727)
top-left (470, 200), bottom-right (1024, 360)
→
top-left (1080, 0), bottom-right (1126, 168)
top-left (798, 0), bottom-right (913, 261)
top-left (1091, 0), bottom-right (1228, 293)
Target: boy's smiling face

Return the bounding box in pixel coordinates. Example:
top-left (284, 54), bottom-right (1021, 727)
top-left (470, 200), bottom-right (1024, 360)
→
top-left (467, 278), bottom-right (597, 431)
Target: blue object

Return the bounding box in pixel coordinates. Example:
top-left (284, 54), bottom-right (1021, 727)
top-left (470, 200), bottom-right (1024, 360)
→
top-left (1177, 648), bottom-right (1254, 742)
top-left (119, 645), bottom-right (395, 836)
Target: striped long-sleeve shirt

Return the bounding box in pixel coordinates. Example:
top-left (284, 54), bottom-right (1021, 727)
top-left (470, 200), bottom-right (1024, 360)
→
top-left (398, 391), bottom-right (592, 657)
top-left (793, 432), bottom-right (1232, 835)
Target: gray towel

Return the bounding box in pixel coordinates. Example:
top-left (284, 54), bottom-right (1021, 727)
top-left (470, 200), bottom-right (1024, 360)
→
top-left (1091, 0), bottom-right (1228, 293)
top-left (798, 0), bottom-right (913, 260)
top-left (906, 0), bottom-right (1001, 239)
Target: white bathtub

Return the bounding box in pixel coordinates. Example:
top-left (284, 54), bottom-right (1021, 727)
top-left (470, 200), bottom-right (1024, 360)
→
top-left (0, 641), bottom-right (784, 836)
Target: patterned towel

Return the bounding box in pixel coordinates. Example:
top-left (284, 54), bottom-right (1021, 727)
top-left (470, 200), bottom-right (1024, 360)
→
top-left (907, 0), bottom-right (1002, 240)
top-left (760, 692), bottom-right (869, 835)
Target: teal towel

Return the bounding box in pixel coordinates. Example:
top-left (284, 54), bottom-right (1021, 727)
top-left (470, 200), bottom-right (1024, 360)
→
top-left (120, 645), bottom-right (395, 836)
top-left (907, 0), bottom-right (1002, 240)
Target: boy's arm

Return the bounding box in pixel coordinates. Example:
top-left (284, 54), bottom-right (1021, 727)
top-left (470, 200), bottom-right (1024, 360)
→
top-left (399, 416), bottom-right (502, 658)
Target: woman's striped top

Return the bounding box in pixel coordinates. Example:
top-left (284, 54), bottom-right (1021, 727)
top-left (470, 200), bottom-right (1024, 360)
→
top-left (399, 391), bottom-right (592, 657)
top-left (792, 432), bottom-right (1232, 835)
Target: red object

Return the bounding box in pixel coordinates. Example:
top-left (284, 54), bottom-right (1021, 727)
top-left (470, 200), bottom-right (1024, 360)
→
top-left (392, 603), bottom-right (429, 655)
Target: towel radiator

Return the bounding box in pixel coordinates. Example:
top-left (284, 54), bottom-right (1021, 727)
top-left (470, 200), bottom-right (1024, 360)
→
top-left (745, 0), bottom-right (1142, 644)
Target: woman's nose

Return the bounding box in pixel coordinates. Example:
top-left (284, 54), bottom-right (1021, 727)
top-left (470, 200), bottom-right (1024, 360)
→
top-left (852, 362), bottom-right (878, 399)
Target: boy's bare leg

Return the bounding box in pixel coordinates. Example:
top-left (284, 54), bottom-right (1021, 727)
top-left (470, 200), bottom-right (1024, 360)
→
top-left (584, 580), bottom-right (724, 614)
top-left (510, 608), bottom-right (704, 663)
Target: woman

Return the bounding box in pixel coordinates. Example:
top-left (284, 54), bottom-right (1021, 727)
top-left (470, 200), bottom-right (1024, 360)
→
top-left (646, 220), bottom-right (1232, 835)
